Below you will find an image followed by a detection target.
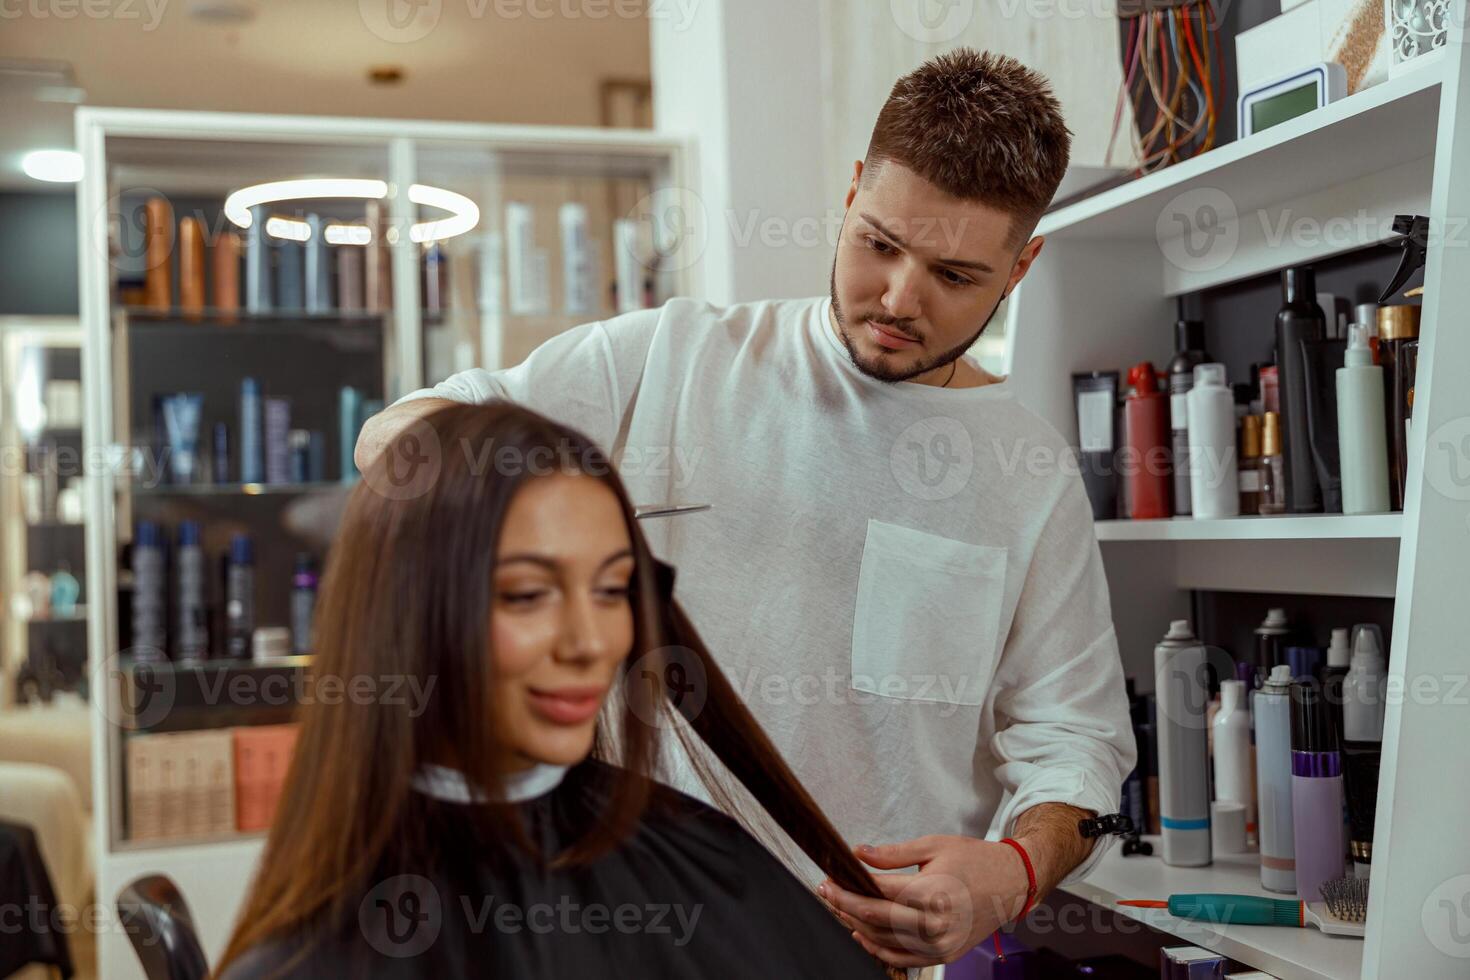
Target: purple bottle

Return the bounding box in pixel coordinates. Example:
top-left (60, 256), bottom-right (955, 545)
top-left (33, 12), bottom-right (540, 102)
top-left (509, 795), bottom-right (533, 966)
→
top-left (1290, 679), bottom-right (1346, 902)
top-left (291, 553), bottom-right (319, 655)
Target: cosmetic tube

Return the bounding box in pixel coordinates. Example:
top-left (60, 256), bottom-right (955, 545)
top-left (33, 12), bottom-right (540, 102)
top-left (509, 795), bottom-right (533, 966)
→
top-left (162, 393), bottom-right (203, 485)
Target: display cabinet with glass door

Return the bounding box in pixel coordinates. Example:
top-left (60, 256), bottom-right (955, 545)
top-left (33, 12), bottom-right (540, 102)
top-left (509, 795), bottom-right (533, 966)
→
top-left (76, 107), bottom-right (691, 980)
top-left (0, 317), bottom-right (88, 709)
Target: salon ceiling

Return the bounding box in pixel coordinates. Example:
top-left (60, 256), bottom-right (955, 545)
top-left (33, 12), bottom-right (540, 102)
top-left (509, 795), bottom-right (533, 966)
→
top-left (0, 0), bottom-right (652, 189)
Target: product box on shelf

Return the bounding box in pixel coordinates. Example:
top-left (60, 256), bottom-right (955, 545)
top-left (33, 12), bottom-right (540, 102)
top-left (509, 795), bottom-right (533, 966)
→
top-left (234, 723), bottom-right (300, 832)
top-left (126, 729), bottom-right (236, 841)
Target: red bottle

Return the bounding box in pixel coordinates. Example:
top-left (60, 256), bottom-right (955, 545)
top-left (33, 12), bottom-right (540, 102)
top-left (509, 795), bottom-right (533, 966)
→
top-left (1125, 362), bottom-right (1172, 519)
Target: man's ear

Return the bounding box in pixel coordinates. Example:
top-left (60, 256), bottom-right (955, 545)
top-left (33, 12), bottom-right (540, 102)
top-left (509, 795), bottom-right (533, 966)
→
top-left (1006, 235), bottom-right (1045, 294)
top-left (844, 159), bottom-right (863, 210)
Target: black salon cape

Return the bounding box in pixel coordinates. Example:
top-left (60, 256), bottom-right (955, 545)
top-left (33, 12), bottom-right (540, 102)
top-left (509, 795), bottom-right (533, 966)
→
top-left (220, 758), bottom-right (887, 979)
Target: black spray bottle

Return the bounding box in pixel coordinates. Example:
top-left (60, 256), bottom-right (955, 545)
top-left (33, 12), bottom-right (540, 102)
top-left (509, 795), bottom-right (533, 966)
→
top-left (1275, 267), bottom-right (1327, 512)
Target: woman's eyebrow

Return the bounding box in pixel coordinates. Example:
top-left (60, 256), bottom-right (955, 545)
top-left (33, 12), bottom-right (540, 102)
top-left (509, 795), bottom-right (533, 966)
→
top-left (497, 548), bottom-right (634, 572)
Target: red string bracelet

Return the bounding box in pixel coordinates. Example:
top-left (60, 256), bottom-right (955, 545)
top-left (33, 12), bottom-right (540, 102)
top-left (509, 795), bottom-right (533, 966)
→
top-left (990, 837), bottom-right (1038, 960)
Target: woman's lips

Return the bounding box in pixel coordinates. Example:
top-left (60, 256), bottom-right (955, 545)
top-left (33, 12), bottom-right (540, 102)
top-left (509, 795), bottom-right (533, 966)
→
top-left (867, 320), bottom-right (920, 350)
top-left (527, 686), bottom-right (606, 725)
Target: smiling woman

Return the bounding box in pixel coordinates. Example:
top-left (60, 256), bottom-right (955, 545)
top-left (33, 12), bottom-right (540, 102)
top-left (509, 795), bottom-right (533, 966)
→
top-left (212, 401), bottom-right (895, 979)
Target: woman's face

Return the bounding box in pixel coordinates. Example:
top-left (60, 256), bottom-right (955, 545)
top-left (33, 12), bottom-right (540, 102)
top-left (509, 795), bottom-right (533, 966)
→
top-left (490, 474), bottom-right (636, 770)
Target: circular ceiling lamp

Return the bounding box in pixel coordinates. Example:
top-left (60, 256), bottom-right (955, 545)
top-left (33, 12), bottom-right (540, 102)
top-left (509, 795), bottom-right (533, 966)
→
top-left (223, 178), bottom-right (479, 245)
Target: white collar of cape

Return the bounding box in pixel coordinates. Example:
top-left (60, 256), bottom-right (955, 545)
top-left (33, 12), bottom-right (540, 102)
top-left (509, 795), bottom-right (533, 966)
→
top-left (411, 762), bottom-right (570, 804)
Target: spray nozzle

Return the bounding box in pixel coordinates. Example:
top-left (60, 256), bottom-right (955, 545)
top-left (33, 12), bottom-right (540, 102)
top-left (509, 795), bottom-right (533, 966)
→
top-left (1353, 627), bottom-right (1383, 663)
top-left (1378, 214), bottom-right (1430, 304)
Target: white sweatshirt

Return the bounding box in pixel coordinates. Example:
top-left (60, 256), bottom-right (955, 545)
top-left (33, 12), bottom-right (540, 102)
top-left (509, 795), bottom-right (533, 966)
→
top-left (399, 295), bottom-right (1136, 884)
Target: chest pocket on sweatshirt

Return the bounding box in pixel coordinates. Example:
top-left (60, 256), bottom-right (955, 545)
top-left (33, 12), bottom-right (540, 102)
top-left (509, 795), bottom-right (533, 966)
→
top-left (850, 520), bottom-right (1008, 706)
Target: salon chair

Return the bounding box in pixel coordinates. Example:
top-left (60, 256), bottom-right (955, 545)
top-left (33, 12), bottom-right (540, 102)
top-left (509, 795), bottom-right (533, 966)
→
top-left (117, 875), bottom-right (209, 980)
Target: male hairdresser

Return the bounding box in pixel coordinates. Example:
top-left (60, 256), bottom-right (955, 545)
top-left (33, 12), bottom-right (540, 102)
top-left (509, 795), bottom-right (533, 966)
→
top-left (358, 49), bottom-right (1134, 970)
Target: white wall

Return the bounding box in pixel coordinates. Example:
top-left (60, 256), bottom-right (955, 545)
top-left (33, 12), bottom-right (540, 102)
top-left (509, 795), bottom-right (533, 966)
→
top-left (651, 1), bottom-right (1132, 369)
top-left (819, 1), bottom-right (1138, 177)
top-left (651, 0), bottom-right (833, 305)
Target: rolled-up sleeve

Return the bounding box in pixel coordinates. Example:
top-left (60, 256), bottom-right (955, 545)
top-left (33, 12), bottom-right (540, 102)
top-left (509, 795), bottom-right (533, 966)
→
top-left (988, 477), bottom-right (1136, 884)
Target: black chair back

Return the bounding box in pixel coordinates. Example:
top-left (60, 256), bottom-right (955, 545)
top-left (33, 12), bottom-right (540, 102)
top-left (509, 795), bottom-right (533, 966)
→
top-left (117, 875), bottom-right (209, 980)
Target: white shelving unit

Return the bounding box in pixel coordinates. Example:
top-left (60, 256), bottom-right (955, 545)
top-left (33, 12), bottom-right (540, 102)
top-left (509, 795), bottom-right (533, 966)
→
top-left (1093, 514), bottom-right (1403, 542)
top-left (1059, 839), bottom-right (1363, 980)
top-left (74, 108), bottom-right (693, 980)
top-left (1003, 32), bottom-right (1470, 980)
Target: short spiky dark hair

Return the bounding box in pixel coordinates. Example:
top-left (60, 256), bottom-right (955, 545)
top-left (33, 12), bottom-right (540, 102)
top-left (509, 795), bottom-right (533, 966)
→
top-left (865, 48), bottom-right (1072, 244)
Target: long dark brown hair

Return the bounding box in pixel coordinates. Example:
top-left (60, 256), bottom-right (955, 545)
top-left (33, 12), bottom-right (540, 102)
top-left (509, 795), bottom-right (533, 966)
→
top-left (214, 402), bottom-right (886, 974)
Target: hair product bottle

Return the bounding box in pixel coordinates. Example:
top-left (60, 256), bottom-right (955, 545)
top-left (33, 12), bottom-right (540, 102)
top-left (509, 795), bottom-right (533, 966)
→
top-left (1255, 665), bottom-right (1296, 893)
top-left (305, 214), bottom-right (331, 314)
top-left (277, 234), bottom-right (305, 311)
top-left (1343, 628), bottom-right (1386, 743)
top-left (1377, 304), bottom-right (1420, 511)
top-left (339, 386), bottom-right (363, 483)
top-left (1323, 627), bottom-right (1352, 743)
top-left (1125, 362), bottom-right (1171, 519)
top-left (1155, 620), bottom-right (1212, 866)
top-left (225, 534), bottom-right (255, 660)
top-left (144, 197), bottom-right (173, 312)
top-left (245, 203), bottom-right (273, 314)
top-left (178, 216), bottom-right (206, 319)
top-left (291, 554), bottom-right (319, 656)
top-left (337, 242), bottom-right (364, 313)
top-left (1337, 322), bottom-right (1391, 514)
top-left (1291, 680), bottom-right (1346, 902)
top-left (1239, 414), bottom-right (1263, 514)
top-left (1259, 412), bottom-right (1287, 514)
top-left (176, 521), bottom-right (208, 661)
top-left (1275, 267), bottom-right (1326, 512)
top-left (240, 378), bottom-right (263, 484)
top-left (1169, 319), bottom-right (1210, 516)
top-left (212, 230), bottom-right (241, 317)
top-left (1341, 634), bottom-right (1384, 881)
top-left (131, 520), bottom-right (167, 660)
top-left (1213, 679), bottom-right (1255, 851)
top-left (1186, 363), bottom-right (1239, 519)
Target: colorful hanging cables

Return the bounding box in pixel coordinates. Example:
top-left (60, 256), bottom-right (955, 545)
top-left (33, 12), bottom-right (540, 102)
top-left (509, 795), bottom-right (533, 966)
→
top-left (1108, 0), bottom-right (1224, 175)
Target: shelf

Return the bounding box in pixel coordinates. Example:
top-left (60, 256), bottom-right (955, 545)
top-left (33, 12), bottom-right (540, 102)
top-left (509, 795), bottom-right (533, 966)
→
top-left (122, 306), bottom-right (385, 327)
top-left (130, 481), bottom-right (346, 497)
top-left (114, 829), bottom-right (268, 855)
top-left (1038, 64), bottom-right (1443, 243)
top-left (22, 607), bottom-right (88, 624)
top-left (1062, 837), bottom-right (1362, 980)
top-left (123, 654), bottom-right (311, 674)
top-left (1095, 514), bottom-right (1403, 542)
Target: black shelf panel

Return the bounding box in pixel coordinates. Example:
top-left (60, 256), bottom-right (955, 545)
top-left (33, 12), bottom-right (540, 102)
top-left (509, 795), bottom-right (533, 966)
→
top-left (118, 655), bottom-right (311, 734)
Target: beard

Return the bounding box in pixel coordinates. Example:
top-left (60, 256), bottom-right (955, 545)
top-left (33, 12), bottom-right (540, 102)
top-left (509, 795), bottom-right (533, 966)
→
top-left (829, 253), bottom-right (1006, 384)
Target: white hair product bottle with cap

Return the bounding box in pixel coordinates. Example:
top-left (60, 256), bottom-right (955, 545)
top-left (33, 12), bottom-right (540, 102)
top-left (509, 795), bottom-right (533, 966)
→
top-left (1337, 322), bottom-right (1392, 514)
top-left (1212, 679), bottom-right (1255, 852)
top-left (1186, 363), bottom-right (1240, 519)
top-left (1254, 664), bottom-right (1297, 893)
top-left (1155, 619), bottom-right (1212, 866)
